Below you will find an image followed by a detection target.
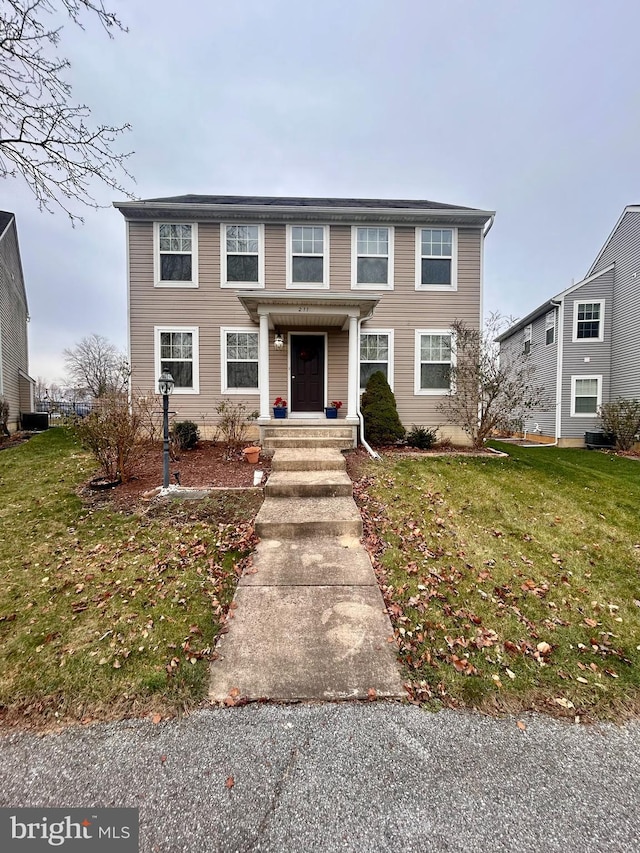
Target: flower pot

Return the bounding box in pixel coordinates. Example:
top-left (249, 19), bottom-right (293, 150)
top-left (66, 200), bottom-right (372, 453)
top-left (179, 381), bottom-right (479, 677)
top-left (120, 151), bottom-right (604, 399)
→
top-left (325, 407), bottom-right (338, 419)
top-left (273, 407), bottom-right (287, 419)
top-left (242, 446), bottom-right (261, 464)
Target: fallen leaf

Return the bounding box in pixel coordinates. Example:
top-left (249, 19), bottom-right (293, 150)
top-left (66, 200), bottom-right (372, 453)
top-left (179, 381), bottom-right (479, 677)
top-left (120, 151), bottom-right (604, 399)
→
top-left (554, 697), bottom-right (575, 709)
top-left (536, 642), bottom-right (551, 655)
top-left (225, 776), bottom-right (235, 789)
top-left (152, 713), bottom-right (162, 725)
top-left (505, 668), bottom-right (516, 680)
top-left (160, 755), bottom-right (167, 764)
top-left (367, 688), bottom-right (377, 701)
top-left (517, 720), bottom-right (527, 731)
top-left (584, 618), bottom-right (598, 628)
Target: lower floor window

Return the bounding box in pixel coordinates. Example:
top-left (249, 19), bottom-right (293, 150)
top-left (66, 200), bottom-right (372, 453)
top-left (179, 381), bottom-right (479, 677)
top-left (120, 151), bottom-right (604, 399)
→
top-left (360, 331), bottom-right (392, 390)
top-left (223, 329), bottom-right (259, 391)
top-left (416, 330), bottom-right (453, 393)
top-left (156, 327), bottom-right (199, 392)
top-left (571, 375), bottom-right (601, 415)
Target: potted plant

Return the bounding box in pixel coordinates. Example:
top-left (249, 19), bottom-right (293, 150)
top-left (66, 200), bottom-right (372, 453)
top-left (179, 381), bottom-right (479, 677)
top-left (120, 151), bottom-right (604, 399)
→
top-left (325, 400), bottom-right (342, 419)
top-left (273, 396), bottom-right (288, 419)
top-left (242, 445), bottom-right (261, 464)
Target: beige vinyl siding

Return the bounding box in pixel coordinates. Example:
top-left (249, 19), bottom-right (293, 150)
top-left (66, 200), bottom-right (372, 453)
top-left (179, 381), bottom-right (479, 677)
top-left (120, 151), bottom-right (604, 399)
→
top-left (329, 225), bottom-right (351, 291)
top-left (264, 225), bottom-right (286, 288)
top-left (0, 220), bottom-right (30, 432)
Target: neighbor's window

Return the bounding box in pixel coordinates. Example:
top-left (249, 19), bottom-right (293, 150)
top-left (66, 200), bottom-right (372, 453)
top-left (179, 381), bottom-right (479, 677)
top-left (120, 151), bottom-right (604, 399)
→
top-left (416, 331), bottom-right (453, 393)
top-left (288, 226), bottom-right (328, 287)
top-left (222, 329), bottom-right (259, 392)
top-left (360, 331), bottom-right (393, 390)
top-left (416, 228), bottom-right (456, 289)
top-left (571, 376), bottom-right (601, 416)
top-left (353, 227), bottom-right (392, 288)
top-left (545, 310), bottom-right (556, 345)
top-left (222, 224), bottom-right (263, 287)
top-left (524, 324), bottom-right (532, 355)
top-left (574, 301), bottom-right (604, 341)
top-left (156, 223), bottom-right (197, 285)
top-left (156, 327), bottom-right (199, 393)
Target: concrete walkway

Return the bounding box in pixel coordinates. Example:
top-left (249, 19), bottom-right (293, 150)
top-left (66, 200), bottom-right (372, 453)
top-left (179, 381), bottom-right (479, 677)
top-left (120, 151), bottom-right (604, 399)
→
top-left (209, 448), bottom-right (404, 702)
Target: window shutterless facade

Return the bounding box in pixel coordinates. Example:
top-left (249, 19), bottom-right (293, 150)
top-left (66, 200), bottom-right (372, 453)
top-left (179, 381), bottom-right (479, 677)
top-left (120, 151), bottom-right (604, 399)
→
top-left (415, 330), bottom-right (454, 394)
top-left (286, 225), bottom-right (329, 288)
top-left (571, 375), bottom-right (602, 416)
top-left (415, 228), bottom-right (457, 290)
top-left (221, 328), bottom-right (259, 393)
top-left (573, 300), bottom-right (604, 342)
top-left (524, 324), bottom-right (532, 354)
top-left (545, 310), bottom-right (556, 345)
top-left (221, 224), bottom-right (264, 288)
top-left (359, 330), bottom-right (393, 391)
top-left (154, 223), bottom-right (198, 287)
top-left (352, 227), bottom-right (393, 289)
top-left (154, 327), bottom-right (199, 393)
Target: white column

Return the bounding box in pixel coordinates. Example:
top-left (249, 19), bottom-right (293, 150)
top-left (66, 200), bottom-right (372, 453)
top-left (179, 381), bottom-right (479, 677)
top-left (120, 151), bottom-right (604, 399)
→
top-left (347, 314), bottom-right (358, 419)
top-left (259, 313), bottom-right (270, 420)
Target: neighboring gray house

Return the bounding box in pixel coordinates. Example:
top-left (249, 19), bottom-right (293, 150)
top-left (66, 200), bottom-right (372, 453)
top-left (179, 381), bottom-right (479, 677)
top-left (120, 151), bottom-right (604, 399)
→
top-left (497, 205), bottom-right (640, 446)
top-left (114, 194), bottom-right (495, 446)
top-left (0, 212), bottom-right (34, 433)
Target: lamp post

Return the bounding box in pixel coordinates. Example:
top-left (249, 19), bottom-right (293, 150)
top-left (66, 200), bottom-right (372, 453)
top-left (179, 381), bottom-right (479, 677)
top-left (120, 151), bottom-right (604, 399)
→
top-left (158, 371), bottom-right (174, 488)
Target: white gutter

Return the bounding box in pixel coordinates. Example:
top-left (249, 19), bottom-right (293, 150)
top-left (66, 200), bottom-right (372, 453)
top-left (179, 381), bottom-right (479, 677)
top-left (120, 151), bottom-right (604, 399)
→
top-left (357, 311), bottom-right (380, 460)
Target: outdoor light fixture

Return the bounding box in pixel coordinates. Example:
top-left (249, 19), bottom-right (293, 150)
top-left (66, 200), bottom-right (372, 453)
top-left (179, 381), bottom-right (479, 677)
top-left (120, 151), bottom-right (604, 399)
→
top-left (158, 371), bottom-right (174, 488)
top-left (274, 333), bottom-right (284, 351)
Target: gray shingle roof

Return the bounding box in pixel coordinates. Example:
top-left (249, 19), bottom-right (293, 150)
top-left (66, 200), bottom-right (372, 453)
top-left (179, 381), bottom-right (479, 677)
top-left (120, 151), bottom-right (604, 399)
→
top-left (139, 194), bottom-right (478, 211)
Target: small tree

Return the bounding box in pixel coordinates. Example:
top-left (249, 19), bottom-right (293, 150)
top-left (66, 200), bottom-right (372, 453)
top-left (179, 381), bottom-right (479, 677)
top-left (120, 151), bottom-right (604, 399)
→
top-left (599, 399), bottom-right (640, 451)
top-left (72, 393), bottom-right (141, 482)
top-left (361, 371), bottom-right (405, 446)
top-left (63, 334), bottom-right (129, 398)
top-left (438, 315), bottom-right (544, 449)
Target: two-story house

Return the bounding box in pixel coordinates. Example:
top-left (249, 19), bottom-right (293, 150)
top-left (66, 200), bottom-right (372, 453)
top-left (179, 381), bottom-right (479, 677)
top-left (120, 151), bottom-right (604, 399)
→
top-left (0, 211), bottom-right (34, 433)
top-left (496, 205), bottom-right (640, 446)
top-left (113, 194), bottom-right (494, 446)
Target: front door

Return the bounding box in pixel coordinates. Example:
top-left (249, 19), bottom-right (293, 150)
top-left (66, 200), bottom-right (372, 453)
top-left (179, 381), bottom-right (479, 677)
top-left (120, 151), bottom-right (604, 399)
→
top-left (290, 334), bottom-right (325, 412)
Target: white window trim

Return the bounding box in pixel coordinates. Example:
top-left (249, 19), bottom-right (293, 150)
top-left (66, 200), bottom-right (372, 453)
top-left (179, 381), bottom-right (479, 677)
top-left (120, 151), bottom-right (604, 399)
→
top-left (286, 224), bottom-right (330, 289)
top-left (351, 226), bottom-right (394, 290)
top-left (572, 299), bottom-right (605, 343)
top-left (154, 325), bottom-right (200, 394)
top-left (359, 328), bottom-right (394, 392)
top-left (414, 328), bottom-right (455, 395)
top-left (220, 223), bottom-right (265, 289)
top-left (153, 222), bottom-right (199, 288)
top-left (545, 310), bottom-right (556, 346)
top-left (570, 374), bottom-right (602, 417)
top-left (415, 227), bottom-right (458, 291)
top-left (220, 326), bottom-right (260, 395)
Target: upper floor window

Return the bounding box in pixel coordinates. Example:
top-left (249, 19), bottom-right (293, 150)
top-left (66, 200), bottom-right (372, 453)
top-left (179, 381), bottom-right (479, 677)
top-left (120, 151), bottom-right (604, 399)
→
top-left (524, 324), bottom-right (532, 355)
top-left (287, 225), bottom-right (329, 288)
top-left (416, 228), bottom-right (457, 290)
top-left (352, 227), bottom-right (393, 289)
top-left (360, 330), bottom-right (393, 390)
top-left (573, 300), bottom-right (604, 342)
top-left (415, 330), bottom-right (454, 394)
top-left (545, 310), bottom-right (556, 345)
top-left (221, 224), bottom-right (264, 288)
top-left (155, 327), bottom-right (199, 393)
top-left (221, 328), bottom-right (259, 393)
top-left (154, 223), bottom-right (198, 287)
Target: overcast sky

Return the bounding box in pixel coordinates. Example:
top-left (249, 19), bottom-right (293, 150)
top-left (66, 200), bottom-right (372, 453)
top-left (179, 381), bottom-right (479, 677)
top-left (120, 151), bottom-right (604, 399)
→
top-left (5, 0), bottom-right (640, 385)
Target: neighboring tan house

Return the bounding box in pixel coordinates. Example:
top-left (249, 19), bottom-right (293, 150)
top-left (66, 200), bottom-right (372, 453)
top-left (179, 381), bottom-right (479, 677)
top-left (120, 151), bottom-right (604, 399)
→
top-left (113, 194), bottom-right (495, 445)
top-left (0, 211), bottom-right (34, 433)
top-left (497, 205), bottom-right (640, 446)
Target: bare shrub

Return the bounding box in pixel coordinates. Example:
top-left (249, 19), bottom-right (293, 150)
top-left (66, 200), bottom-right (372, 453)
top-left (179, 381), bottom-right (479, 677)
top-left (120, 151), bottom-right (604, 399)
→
top-left (135, 391), bottom-right (163, 444)
top-left (599, 399), bottom-right (640, 451)
top-left (214, 400), bottom-right (259, 458)
top-left (71, 393), bottom-right (141, 482)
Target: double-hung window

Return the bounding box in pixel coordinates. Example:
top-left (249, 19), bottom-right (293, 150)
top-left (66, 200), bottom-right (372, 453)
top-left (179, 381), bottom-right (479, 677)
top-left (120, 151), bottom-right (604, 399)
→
top-left (524, 324), bottom-right (532, 355)
top-left (415, 330), bottom-right (454, 394)
top-left (221, 224), bottom-right (264, 288)
top-left (571, 375), bottom-right (602, 416)
top-left (155, 327), bottom-right (199, 393)
top-left (221, 328), bottom-right (259, 393)
top-left (360, 331), bottom-right (393, 390)
top-left (416, 228), bottom-right (457, 290)
top-left (155, 223), bottom-right (198, 286)
top-left (352, 227), bottom-right (393, 289)
top-left (545, 310), bottom-right (556, 345)
top-left (573, 300), bottom-right (604, 341)
top-left (287, 225), bottom-right (329, 288)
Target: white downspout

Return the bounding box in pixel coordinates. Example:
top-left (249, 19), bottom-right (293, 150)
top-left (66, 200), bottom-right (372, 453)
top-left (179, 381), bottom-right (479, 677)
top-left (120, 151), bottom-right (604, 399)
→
top-left (357, 311), bottom-right (380, 460)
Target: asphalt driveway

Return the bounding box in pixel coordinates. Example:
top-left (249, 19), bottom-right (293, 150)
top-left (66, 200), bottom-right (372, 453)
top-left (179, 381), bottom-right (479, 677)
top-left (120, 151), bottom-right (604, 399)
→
top-left (0, 703), bottom-right (637, 852)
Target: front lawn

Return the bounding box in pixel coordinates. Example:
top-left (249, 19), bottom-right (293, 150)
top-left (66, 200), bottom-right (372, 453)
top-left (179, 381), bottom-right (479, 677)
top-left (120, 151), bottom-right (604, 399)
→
top-left (354, 443), bottom-right (640, 720)
top-left (0, 429), bottom-right (260, 726)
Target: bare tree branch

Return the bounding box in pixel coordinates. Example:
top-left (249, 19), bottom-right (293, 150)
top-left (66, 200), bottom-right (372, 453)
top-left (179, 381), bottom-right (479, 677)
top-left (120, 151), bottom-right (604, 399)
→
top-left (63, 332), bottom-right (129, 398)
top-left (0, 0), bottom-right (134, 223)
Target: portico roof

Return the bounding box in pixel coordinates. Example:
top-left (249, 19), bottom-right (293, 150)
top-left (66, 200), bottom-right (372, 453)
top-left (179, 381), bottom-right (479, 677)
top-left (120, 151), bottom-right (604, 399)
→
top-left (236, 290), bottom-right (381, 329)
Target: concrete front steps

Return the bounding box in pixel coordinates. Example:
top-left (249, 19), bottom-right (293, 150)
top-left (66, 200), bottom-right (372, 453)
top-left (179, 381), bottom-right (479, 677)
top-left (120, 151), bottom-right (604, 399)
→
top-left (262, 422), bottom-right (355, 451)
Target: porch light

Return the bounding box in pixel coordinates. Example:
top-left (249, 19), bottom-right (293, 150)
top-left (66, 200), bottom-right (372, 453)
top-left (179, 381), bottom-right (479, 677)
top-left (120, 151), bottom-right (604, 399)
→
top-left (158, 371), bottom-right (175, 396)
top-left (274, 333), bottom-right (284, 350)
